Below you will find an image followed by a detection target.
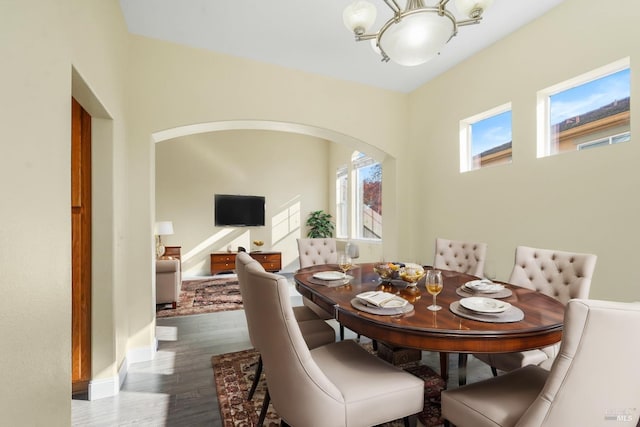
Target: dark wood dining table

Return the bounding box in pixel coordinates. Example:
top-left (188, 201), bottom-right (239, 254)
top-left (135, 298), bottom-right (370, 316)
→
top-left (294, 263), bottom-right (565, 380)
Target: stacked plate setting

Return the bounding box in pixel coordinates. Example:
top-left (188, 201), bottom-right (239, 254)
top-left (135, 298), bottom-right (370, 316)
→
top-left (313, 271), bottom-right (347, 281)
top-left (459, 296), bottom-right (511, 314)
top-left (311, 270), bottom-right (352, 287)
top-left (462, 280), bottom-right (505, 294)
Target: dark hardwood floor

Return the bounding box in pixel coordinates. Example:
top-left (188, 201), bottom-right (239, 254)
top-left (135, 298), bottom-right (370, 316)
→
top-left (72, 285), bottom-right (492, 426)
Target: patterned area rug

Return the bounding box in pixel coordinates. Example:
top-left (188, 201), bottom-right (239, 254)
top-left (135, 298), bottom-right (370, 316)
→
top-left (156, 277), bottom-right (243, 318)
top-left (212, 347), bottom-right (445, 427)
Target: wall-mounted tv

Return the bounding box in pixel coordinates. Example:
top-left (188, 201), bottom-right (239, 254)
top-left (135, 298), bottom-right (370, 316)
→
top-left (214, 194), bottom-right (265, 227)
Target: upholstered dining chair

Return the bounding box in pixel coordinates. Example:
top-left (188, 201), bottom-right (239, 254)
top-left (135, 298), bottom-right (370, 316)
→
top-left (241, 257), bottom-right (425, 427)
top-left (235, 252), bottom-right (335, 425)
top-left (434, 237), bottom-right (488, 277)
top-left (470, 245), bottom-right (597, 382)
top-left (296, 238), bottom-right (347, 338)
top-left (442, 299), bottom-right (640, 427)
top-left (433, 238), bottom-right (488, 384)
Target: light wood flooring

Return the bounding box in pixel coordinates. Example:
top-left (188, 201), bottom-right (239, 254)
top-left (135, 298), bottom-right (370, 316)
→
top-left (72, 288), bottom-right (493, 426)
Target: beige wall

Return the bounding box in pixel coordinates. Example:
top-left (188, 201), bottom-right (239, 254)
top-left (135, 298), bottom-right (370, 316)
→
top-left (126, 35), bottom-right (408, 355)
top-left (156, 130), bottom-right (332, 274)
top-left (1, 0), bottom-right (128, 424)
top-left (4, 0), bottom-right (639, 424)
top-left (408, 0), bottom-right (640, 302)
top-left (0, 2), bottom-right (72, 423)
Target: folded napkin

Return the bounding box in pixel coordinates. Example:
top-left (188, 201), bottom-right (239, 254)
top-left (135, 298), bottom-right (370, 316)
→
top-left (356, 291), bottom-right (408, 308)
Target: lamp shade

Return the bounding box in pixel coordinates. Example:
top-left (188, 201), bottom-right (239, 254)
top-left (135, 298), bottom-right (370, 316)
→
top-left (454, 0), bottom-right (494, 19)
top-left (343, 0), bottom-right (377, 35)
top-left (154, 221), bottom-right (174, 236)
top-left (379, 12), bottom-right (454, 66)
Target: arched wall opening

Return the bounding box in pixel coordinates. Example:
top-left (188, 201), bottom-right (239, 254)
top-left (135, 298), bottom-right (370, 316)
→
top-left (151, 120), bottom-right (398, 276)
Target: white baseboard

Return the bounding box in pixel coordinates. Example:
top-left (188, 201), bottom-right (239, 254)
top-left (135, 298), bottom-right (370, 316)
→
top-left (126, 340), bottom-right (157, 364)
top-left (88, 376), bottom-right (120, 400)
top-left (87, 340), bottom-right (158, 400)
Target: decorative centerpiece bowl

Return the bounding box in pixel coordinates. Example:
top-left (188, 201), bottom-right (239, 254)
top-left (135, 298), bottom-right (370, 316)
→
top-left (373, 262), bottom-right (398, 282)
top-left (398, 263), bottom-right (426, 302)
top-left (373, 262), bottom-right (402, 293)
top-left (252, 240), bottom-right (264, 251)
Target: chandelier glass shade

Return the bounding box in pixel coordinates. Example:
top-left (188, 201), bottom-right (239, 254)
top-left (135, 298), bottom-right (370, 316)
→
top-left (343, 0), bottom-right (494, 67)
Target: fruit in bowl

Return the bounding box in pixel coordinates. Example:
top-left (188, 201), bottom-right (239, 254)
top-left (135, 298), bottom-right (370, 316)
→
top-left (373, 262), bottom-right (404, 281)
top-left (399, 263), bottom-right (426, 285)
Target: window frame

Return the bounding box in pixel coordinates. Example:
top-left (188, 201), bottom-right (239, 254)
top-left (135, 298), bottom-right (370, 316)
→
top-left (335, 165), bottom-right (348, 239)
top-left (334, 151), bottom-right (383, 242)
top-left (352, 152), bottom-right (382, 241)
top-left (459, 102), bottom-right (512, 173)
top-left (536, 57), bottom-right (630, 158)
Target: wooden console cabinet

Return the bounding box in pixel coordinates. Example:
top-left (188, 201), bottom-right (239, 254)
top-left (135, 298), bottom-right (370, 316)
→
top-left (210, 251), bottom-right (282, 275)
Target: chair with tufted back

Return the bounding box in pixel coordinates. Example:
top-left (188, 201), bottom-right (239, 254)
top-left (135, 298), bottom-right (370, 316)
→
top-left (433, 238), bottom-right (488, 385)
top-left (472, 245), bottom-right (597, 380)
top-left (434, 238), bottom-right (487, 277)
top-left (297, 238), bottom-right (357, 341)
top-left (298, 238), bottom-right (338, 267)
top-left (442, 299), bottom-right (640, 427)
top-left (297, 238), bottom-right (366, 343)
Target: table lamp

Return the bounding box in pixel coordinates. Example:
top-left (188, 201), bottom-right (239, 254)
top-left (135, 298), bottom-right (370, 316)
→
top-left (154, 221), bottom-right (174, 258)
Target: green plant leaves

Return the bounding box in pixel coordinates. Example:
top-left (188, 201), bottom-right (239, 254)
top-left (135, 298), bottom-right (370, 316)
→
top-left (305, 210), bottom-right (335, 238)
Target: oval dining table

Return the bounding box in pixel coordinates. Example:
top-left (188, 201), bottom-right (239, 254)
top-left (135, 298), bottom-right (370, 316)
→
top-left (294, 263), bottom-right (566, 382)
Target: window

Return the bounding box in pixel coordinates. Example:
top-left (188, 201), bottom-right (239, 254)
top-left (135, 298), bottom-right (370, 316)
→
top-left (352, 152), bottom-right (382, 239)
top-left (335, 166), bottom-right (348, 238)
top-left (537, 58), bottom-right (630, 158)
top-left (460, 103), bottom-right (512, 172)
top-left (335, 152), bottom-right (382, 241)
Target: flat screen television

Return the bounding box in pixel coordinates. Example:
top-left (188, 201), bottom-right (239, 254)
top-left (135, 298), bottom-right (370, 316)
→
top-left (214, 194), bottom-right (265, 227)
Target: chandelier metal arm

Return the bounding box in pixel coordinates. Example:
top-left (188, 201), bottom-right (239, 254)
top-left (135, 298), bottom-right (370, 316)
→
top-left (383, 0), bottom-right (402, 14)
top-left (354, 33), bottom-right (377, 42)
top-left (343, 0), bottom-right (493, 66)
top-left (457, 17), bottom-right (483, 27)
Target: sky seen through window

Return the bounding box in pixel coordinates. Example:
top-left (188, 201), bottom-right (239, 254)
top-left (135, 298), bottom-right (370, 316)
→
top-left (471, 69), bottom-right (630, 156)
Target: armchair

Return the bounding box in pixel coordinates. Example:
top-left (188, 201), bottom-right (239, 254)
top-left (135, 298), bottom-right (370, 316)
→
top-left (156, 259), bottom-right (181, 308)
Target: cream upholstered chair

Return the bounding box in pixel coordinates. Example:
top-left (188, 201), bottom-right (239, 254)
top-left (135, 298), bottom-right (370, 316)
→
top-left (297, 238), bottom-right (348, 338)
top-left (472, 246), bottom-right (597, 380)
top-left (298, 237), bottom-right (339, 267)
top-left (434, 237), bottom-right (487, 277)
top-left (241, 257), bottom-right (424, 427)
top-left (433, 238), bottom-right (488, 384)
top-left (155, 259), bottom-right (181, 308)
top-left (442, 299), bottom-right (640, 427)
top-left (236, 252), bottom-right (335, 424)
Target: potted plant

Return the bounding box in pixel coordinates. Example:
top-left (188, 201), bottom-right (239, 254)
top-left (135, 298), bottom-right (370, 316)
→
top-left (305, 210), bottom-right (335, 238)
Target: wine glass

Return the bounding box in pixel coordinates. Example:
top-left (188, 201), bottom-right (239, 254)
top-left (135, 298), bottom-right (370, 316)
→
top-left (338, 253), bottom-right (352, 278)
top-left (425, 269), bottom-right (444, 311)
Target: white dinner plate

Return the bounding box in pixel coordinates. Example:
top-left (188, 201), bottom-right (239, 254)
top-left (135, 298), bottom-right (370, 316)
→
top-left (459, 297), bottom-right (511, 314)
top-left (463, 280), bottom-right (505, 294)
top-left (313, 271), bottom-right (346, 281)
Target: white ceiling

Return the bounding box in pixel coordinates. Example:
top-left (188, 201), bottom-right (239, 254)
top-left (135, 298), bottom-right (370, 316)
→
top-left (118, 0), bottom-right (565, 93)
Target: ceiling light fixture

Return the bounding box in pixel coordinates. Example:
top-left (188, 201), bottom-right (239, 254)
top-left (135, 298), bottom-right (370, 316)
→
top-left (343, 0), bottom-right (494, 67)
